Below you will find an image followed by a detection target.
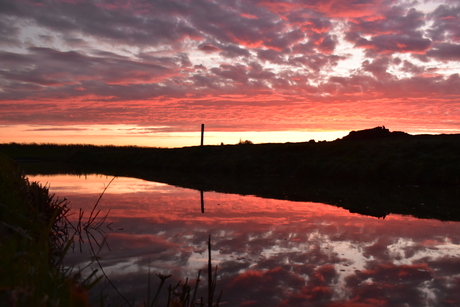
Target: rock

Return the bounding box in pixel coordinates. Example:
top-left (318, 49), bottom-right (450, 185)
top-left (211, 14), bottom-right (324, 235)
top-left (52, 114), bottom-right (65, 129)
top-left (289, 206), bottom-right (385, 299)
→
top-left (341, 126), bottom-right (410, 141)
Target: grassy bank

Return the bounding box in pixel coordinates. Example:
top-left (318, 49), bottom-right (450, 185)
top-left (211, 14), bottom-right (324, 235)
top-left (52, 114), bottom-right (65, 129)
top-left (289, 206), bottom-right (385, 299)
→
top-left (1, 131), bottom-right (460, 186)
top-left (0, 154), bottom-right (224, 306)
top-left (0, 154), bottom-right (93, 306)
top-left (2, 130), bottom-right (460, 221)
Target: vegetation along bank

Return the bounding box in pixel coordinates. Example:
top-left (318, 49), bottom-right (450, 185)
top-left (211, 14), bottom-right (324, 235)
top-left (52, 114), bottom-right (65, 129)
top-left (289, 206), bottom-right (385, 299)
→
top-left (0, 154), bottom-right (94, 306)
top-left (1, 127), bottom-right (460, 187)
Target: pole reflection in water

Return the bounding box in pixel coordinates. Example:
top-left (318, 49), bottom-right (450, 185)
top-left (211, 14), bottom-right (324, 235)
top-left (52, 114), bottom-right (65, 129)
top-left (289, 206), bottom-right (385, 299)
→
top-left (201, 190), bottom-right (205, 214)
top-left (28, 174), bottom-right (460, 306)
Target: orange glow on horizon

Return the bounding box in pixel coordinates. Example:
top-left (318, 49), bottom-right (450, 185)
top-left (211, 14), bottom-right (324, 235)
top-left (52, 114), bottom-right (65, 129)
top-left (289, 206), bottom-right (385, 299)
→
top-left (2, 122), bottom-right (459, 148)
top-left (0, 124), bottom-right (352, 147)
top-left (1, 0), bottom-right (460, 147)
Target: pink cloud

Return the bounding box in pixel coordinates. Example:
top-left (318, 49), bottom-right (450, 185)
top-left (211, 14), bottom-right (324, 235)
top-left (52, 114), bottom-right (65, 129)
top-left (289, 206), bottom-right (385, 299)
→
top-left (0, 0), bottom-right (460, 137)
top-left (259, 0), bottom-right (387, 18)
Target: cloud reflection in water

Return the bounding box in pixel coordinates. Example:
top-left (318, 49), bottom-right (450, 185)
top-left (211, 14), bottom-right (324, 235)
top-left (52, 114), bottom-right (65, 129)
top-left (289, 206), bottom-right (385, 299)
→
top-left (29, 175), bottom-right (460, 306)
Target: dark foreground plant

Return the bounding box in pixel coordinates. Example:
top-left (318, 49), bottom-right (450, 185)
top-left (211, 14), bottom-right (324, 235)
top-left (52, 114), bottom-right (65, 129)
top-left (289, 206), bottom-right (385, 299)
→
top-left (55, 175), bottom-right (222, 307)
top-left (141, 235), bottom-right (222, 307)
top-left (1, 153), bottom-right (222, 306)
top-left (0, 153), bottom-right (100, 306)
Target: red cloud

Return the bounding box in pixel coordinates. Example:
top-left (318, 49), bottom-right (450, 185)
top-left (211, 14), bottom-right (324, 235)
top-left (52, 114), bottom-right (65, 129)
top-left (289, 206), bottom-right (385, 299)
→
top-left (259, 0), bottom-right (387, 18)
top-left (2, 0), bottom-right (460, 137)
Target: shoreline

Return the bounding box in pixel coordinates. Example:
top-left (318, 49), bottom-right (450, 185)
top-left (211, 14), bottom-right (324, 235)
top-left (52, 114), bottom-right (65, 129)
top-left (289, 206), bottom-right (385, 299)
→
top-left (1, 130), bottom-right (460, 186)
top-left (2, 128), bottom-right (460, 221)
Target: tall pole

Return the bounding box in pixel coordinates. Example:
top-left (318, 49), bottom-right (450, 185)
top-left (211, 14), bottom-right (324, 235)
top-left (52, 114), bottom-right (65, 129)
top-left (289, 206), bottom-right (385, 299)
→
top-left (201, 123), bottom-right (204, 146)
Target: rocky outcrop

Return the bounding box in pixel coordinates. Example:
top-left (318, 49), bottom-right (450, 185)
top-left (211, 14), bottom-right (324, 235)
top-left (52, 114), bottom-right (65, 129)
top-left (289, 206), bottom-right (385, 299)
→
top-left (341, 126), bottom-right (410, 141)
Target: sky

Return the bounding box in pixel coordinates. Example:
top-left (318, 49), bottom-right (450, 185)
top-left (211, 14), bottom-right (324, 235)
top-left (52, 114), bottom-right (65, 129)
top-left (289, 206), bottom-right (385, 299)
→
top-left (1, 0), bottom-right (460, 147)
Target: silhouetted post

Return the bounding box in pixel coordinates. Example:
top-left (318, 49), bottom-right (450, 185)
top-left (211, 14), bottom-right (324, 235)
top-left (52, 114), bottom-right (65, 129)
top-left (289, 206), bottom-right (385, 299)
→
top-left (200, 190), bottom-right (204, 213)
top-left (201, 124), bottom-right (204, 146)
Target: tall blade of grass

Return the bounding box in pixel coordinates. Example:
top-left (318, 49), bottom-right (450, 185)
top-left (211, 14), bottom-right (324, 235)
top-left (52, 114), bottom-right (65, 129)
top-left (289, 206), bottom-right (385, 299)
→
top-left (84, 269), bottom-right (103, 289)
top-left (93, 208), bottom-right (111, 229)
top-left (149, 273), bottom-right (171, 307)
top-left (215, 290), bottom-right (223, 307)
top-left (85, 230), bottom-right (133, 307)
top-left (54, 236), bottom-right (74, 267)
top-left (190, 270), bottom-right (201, 307)
top-left (167, 284), bottom-right (172, 307)
top-left (180, 278), bottom-right (190, 306)
top-left (207, 235), bottom-right (213, 307)
top-left (147, 263), bottom-right (151, 307)
top-left (86, 177), bottom-right (116, 227)
top-left (211, 265), bottom-right (218, 303)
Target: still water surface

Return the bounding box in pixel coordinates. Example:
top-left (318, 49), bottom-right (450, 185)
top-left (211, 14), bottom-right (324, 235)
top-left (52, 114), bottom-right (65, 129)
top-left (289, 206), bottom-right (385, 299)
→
top-left (28, 174), bottom-right (460, 306)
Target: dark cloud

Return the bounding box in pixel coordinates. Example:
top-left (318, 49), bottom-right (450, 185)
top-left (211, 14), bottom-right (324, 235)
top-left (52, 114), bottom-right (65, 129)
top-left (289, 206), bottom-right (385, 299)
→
top-left (219, 44), bottom-right (251, 58)
top-left (291, 54), bottom-right (344, 72)
top-left (0, 47), bottom-right (187, 101)
top-left (400, 59), bottom-right (426, 75)
top-left (0, 18), bottom-right (22, 47)
top-left (256, 48), bottom-right (285, 64)
top-left (427, 4), bottom-right (460, 42)
top-left (210, 64), bottom-right (249, 84)
top-left (19, 0), bottom-right (200, 47)
top-left (318, 34), bottom-right (338, 53)
top-left (198, 44), bottom-right (221, 53)
top-left (346, 6), bottom-right (433, 56)
top-left (353, 33), bottom-right (432, 55)
top-left (427, 43), bottom-right (460, 61)
top-left (350, 7), bottom-right (426, 35)
top-left (361, 57), bottom-right (392, 79)
top-left (263, 29), bottom-right (306, 51)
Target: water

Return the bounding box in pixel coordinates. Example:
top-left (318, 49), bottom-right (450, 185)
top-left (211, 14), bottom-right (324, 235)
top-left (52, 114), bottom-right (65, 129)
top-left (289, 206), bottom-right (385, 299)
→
top-left (28, 174), bottom-right (460, 306)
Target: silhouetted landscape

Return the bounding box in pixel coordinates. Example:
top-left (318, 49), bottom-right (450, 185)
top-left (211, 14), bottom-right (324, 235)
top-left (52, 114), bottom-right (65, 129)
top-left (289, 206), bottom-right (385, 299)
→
top-left (5, 1), bottom-right (460, 305)
top-left (1, 127), bottom-right (460, 221)
top-left (2, 127), bottom-right (460, 306)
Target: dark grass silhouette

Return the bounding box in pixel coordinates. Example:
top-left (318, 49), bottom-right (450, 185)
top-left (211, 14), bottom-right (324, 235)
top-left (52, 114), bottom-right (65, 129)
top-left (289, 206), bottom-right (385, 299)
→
top-left (2, 127), bottom-right (460, 221)
top-left (0, 155), bottom-right (223, 306)
top-left (0, 154), bottom-right (98, 306)
top-left (2, 127), bottom-right (459, 186)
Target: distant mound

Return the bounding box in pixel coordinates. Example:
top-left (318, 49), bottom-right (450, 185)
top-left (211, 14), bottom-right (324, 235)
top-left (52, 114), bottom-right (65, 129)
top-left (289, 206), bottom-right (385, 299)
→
top-left (341, 126), bottom-right (411, 141)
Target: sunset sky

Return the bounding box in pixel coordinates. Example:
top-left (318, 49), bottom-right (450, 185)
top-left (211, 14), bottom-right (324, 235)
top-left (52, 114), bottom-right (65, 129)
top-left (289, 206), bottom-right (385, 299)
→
top-left (1, 0), bottom-right (460, 147)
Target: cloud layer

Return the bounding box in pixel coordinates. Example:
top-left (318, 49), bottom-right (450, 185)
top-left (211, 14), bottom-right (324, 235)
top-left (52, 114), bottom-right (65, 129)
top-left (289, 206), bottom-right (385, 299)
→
top-left (1, 0), bottom-right (460, 136)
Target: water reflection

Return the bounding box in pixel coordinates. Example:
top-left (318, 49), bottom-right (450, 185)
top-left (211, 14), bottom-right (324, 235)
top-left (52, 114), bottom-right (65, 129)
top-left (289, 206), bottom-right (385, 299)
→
top-left (28, 174), bottom-right (460, 306)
